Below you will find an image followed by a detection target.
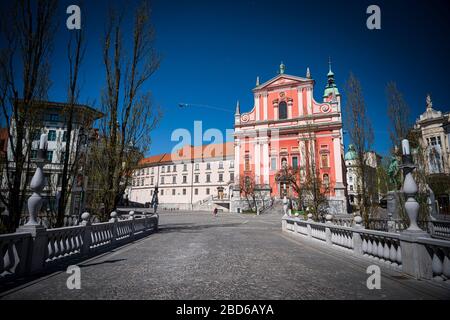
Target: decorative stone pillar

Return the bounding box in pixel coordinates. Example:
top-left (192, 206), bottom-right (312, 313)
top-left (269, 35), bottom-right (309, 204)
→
top-left (400, 139), bottom-right (422, 232)
top-left (399, 139), bottom-right (433, 279)
top-left (81, 212), bottom-right (92, 255)
top-left (110, 211), bottom-right (118, 244)
top-left (25, 133), bottom-right (48, 227)
top-left (282, 196), bottom-right (288, 216)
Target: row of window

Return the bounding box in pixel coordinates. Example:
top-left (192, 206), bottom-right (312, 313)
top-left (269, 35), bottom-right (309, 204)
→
top-left (427, 136), bottom-right (442, 147)
top-left (30, 150), bottom-right (66, 163)
top-left (32, 129), bottom-right (68, 142)
top-left (149, 187), bottom-right (214, 196)
top-left (134, 161), bottom-right (234, 176)
top-left (243, 154), bottom-right (330, 171)
top-left (133, 173), bottom-right (234, 187)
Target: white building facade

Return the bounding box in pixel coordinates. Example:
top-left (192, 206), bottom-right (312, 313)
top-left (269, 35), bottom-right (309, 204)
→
top-left (1, 101), bottom-right (102, 216)
top-left (128, 143), bottom-right (235, 211)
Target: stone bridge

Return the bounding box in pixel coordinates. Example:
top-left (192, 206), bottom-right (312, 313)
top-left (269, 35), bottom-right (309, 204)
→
top-left (1, 211), bottom-right (449, 300)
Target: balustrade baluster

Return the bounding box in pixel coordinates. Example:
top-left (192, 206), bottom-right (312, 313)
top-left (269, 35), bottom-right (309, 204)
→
top-left (432, 249), bottom-right (443, 280)
top-left (443, 252), bottom-right (450, 279)
top-left (396, 246), bottom-right (402, 265)
top-left (367, 238), bottom-right (373, 255)
top-left (4, 241), bottom-right (15, 271)
top-left (383, 242), bottom-right (390, 262)
top-left (377, 240), bottom-right (384, 260)
top-left (362, 237), bottom-right (368, 254)
top-left (0, 242), bottom-right (6, 273)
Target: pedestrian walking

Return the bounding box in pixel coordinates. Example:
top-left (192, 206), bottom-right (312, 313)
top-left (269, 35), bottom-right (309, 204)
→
top-left (213, 207), bottom-right (218, 217)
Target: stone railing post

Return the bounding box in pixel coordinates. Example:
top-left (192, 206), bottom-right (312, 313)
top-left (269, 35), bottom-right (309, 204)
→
top-left (22, 227), bottom-right (48, 275)
top-left (399, 234), bottom-right (432, 279)
top-left (142, 211), bottom-right (148, 230)
top-left (352, 216), bottom-right (364, 256)
top-left (109, 211), bottom-right (118, 244)
top-left (80, 212), bottom-right (92, 255)
top-left (306, 214), bottom-right (313, 238)
top-left (129, 210), bottom-right (136, 236)
top-left (14, 133), bottom-right (50, 274)
top-left (398, 138), bottom-right (433, 279)
top-left (325, 214), bottom-right (333, 246)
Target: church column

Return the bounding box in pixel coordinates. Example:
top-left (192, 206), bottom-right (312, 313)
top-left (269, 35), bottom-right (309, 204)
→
top-left (306, 87), bottom-right (312, 115)
top-left (287, 99), bottom-right (293, 118)
top-left (263, 93), bottom-right (268, 120)
top-left (333, 134), bottom-right (344, 185)
top-left (299, 138), bottom-right (306, 181)
top-left (262, 137), bottom-right (269, 185)
top-left (234, 137), bottom-right (240, 184)
top-left (332, 132), bottom-right (347, 214)
top-left (255, 138), bottom-right (261, 184)
top-left (255, 94), bottom-right (260, 121)
top-left (297, 87), bottom-right (304, 116)
top-left (273, 100), bottom-right (279, 120)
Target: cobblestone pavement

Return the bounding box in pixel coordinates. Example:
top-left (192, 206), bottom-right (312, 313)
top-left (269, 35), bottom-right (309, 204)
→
top-left (1, 211), bottom-right (449, 300)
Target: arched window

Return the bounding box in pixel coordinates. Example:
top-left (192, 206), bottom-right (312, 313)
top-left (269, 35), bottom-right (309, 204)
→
top-left (279, 101), bottom-right (287, 119)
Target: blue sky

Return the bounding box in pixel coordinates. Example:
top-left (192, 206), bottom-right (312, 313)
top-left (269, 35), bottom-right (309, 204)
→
top-left (6, 0), bottom-right (450, 158)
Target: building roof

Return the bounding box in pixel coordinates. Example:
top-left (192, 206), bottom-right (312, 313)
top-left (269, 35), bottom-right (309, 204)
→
top-left (138, 142), bottom-right (234, 166)
top-left (17, 100), bottom-right (104, 120)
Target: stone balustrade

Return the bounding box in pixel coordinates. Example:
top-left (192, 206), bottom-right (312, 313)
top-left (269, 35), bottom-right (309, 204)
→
top-left (282, 216), bottom-right (450, 281)
top-left (0, 233), bottom-right (32, 282)
top-left (0, 211), bottom-right (158, 284)
top-left (429, 221), bottom-right (450, 241)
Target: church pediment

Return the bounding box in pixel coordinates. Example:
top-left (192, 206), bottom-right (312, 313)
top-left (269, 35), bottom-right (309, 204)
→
top-left (254, 74), bottom-right (311, 91)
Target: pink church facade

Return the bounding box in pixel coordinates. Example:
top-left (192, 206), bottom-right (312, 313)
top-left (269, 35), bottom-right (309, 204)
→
top-left (231, 63), bottom-right (347, 214)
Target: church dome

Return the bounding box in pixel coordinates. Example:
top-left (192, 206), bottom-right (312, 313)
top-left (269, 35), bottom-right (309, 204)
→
top-left (345, 144), bottom-right (357, 161)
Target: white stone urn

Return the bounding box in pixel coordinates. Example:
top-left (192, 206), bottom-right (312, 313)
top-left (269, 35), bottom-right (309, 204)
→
top-left (109, 211), bottom-right (118, 222)
top-left (325, 214), bottom-right (333, 224)
top-left (80, 212), bottom-right (91, 226)
top-left (353, 215), bottom-right (363, 228)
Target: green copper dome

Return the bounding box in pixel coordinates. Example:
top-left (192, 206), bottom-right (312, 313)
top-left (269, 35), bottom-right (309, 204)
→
top-left (345, 144), bottom-right (357, 161)
top-left (323, 58), bottom-right (340, 98)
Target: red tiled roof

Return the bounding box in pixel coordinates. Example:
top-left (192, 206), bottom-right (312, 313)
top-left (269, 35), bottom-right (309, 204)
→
top-left (138, 142), bottom-right (234, 166)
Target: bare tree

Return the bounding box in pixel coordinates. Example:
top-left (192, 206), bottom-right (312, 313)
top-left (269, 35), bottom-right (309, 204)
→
top-left (344, 72), bottom-right (374, 225)
top-left (386, 82), bottom-right (411, 151)
top-left (88, 2), bottom-right (161, 219)
top-left (55, 28), bottom-right (86, 227)
top-left (275, 165), bottom-right (305, 211)
top-left (0, 0), bottom-right (58, 232)
top-left (239, 174), bottom-right (258, 212)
